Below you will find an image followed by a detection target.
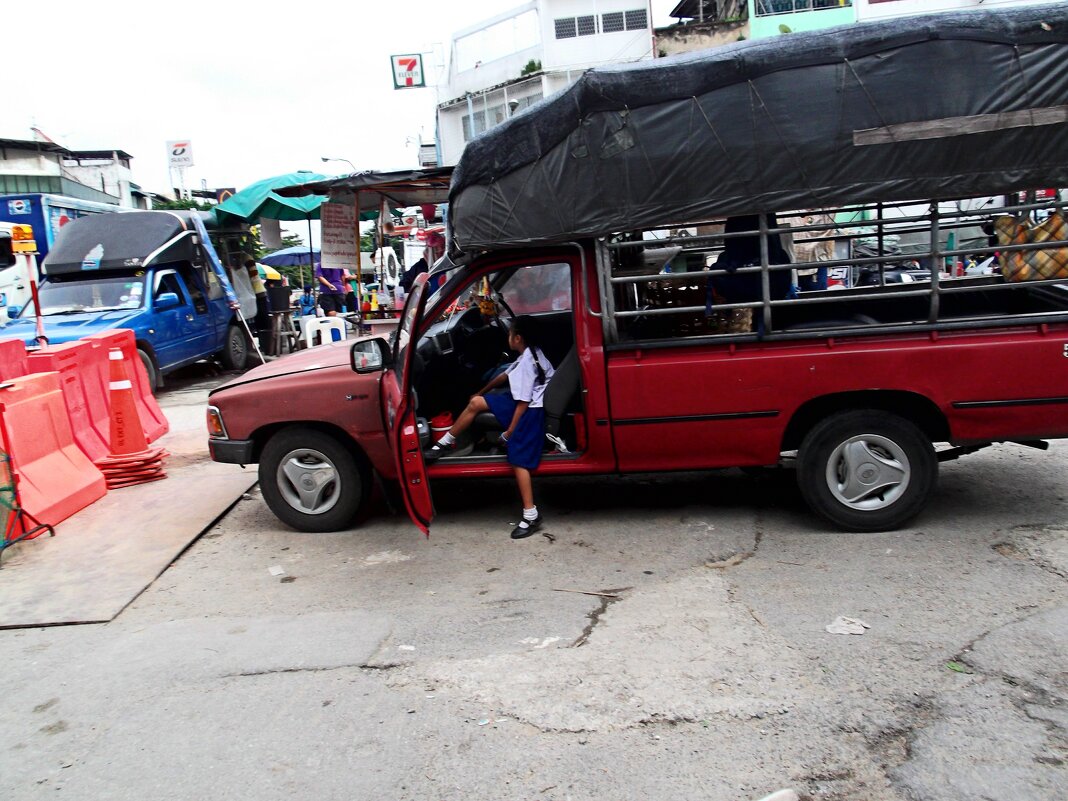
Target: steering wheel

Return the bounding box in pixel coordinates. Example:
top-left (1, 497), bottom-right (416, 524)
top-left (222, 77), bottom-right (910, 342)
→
top-left (489, 292), bottom-right (516, 329)
top-left (454, 306), bottom-right (485, 337)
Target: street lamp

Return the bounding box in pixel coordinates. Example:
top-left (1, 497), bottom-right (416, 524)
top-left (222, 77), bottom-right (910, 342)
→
top-left (320, 156), bottom-right (356, 172)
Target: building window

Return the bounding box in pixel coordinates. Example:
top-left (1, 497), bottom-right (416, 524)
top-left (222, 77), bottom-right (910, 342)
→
top-left (462, 110), bottom-right (487, 142)
top-left (556, 15), bottom-right (598, 39)
top-left (461, 93), bottom-right (542, 142)
top-left (755, 0), bottom-right (852, 16)
top-left (512, 92), bottom-right (543, 113)
top-left (602, 9), bottom-right (647, 33)
top-left (601, 12), bottom-right (624, 33)
top-left (624, 9), bottom-right (648, 30)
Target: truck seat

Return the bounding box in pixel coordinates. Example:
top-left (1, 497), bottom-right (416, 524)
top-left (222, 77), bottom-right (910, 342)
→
top-left (474, 346), bottom-right (580, 440)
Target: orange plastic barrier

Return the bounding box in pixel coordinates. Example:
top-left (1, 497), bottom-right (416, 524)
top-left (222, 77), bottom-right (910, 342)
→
top-left (27, 340), bottom-right (112, 464)
top-left (0, 372), bottom-right (107, 530)
top-left (83, 329), bottom-right (168, 442)
top-left (96, 348), bottom-right (167, 490)
top-left (0, 339), bottom-right (28, 381)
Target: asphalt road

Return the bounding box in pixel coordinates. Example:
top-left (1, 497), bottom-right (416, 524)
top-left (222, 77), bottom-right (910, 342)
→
top-left (1, 371), bottom-right (1065, 800)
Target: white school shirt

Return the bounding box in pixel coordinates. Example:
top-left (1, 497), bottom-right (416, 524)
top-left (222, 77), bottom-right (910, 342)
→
top-left (505, 347), bottom-right (555, 408)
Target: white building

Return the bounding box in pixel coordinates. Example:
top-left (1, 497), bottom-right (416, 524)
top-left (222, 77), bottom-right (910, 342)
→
top-left (437, 0), bottom-right (655, 166)
top-left (61, 149), bottom-right (140, 208)
top-left (0, 137), bottom-right (157, 209)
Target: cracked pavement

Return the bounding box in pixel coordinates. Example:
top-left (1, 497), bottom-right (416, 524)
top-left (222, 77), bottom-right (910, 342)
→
top-left (2, 442), bottom-right (1066, 800)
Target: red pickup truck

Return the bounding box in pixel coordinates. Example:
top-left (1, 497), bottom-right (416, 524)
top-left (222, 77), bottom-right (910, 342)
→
top-left (207, 7), bottom-right (1068, 535)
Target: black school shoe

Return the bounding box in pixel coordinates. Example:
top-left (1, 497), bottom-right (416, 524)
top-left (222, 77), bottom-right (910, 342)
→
top-left (423, 441), bottom-right (454, 463)
top-left (510, 514), bottom-right (543, 539)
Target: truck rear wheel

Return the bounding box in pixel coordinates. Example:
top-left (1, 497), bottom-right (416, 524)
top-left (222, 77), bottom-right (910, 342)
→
top-left (797, 410), bottom-right (936, 532)
top-left (259, 427), bottom-right (369, 532)
top-left (220, 323), bottom-right (248, 371)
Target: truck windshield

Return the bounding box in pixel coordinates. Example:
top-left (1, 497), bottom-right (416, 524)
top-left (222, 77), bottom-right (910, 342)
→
top-left (23, 273), bottom-right (146, 317)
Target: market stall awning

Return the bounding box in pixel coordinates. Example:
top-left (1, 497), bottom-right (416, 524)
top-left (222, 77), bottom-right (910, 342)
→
top-left (275, 167), bottom-right (453, 214)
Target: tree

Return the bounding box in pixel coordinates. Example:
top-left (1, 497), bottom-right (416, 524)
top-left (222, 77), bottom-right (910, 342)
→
top-left (153, 198), bottom-right (214, 211)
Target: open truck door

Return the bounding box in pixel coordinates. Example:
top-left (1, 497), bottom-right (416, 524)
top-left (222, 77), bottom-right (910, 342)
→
top-left (381, 273), bottom-right (434, 534)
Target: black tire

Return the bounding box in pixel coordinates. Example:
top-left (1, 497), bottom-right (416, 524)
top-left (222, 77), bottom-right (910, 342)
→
top-left (220, 323), bottom-right (248, 371)
top-left (797, 410), bottom-right (936, 532)
top-left (137, 347), bottom-right (159, 393)
top-left (258, 427), bottom-right (369, 532)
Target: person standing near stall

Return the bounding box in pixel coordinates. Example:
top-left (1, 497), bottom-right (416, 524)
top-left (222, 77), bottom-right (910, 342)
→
top-left (315, 260), bottom-right (345, 316)
top-left (244, 257), bottom-right (270, 351)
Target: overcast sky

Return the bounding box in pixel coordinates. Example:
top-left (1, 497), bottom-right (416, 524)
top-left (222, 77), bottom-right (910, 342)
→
top-left (6, 0), bottom-right (681, 208)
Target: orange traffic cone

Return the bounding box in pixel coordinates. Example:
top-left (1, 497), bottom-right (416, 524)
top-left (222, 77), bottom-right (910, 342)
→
top-left (95, 348), bottom-right (167, 489)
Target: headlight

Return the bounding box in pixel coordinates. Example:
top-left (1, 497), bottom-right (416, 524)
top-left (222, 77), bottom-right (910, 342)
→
top-left (206, 406), bottom-right (228, 438)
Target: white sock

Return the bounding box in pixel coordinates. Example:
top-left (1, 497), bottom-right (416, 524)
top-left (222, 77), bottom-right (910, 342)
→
top-left (437, 432), bottom-right (456, 447)
top-left (522, 506), bottom-right (538, 521)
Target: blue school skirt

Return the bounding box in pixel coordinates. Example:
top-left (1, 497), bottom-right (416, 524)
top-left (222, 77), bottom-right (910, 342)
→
top-left (484, 391), bottom-right (546, 470)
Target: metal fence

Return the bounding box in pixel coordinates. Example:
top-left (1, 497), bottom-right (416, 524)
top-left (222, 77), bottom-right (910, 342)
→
top-left (596, 191), bottom-right (1068, 348)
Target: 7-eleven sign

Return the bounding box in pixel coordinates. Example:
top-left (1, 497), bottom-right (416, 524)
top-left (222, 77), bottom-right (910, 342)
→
top-left (391, 54), bottom-right (426, 89)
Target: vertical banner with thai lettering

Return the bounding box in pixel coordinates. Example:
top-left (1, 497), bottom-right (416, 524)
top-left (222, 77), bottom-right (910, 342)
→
top-left (321, 202), bottom-right (358, 271)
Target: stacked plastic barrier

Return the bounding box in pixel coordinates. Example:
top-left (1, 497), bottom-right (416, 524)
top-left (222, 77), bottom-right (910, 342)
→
top-left (0, 372), bottom-right (107, 528)
top-left (95, 348), bottom-right (167, 489)
top-left (0, 339), bottom-right (28, 381)
top-left (27, 341), bottom-right (112, 464)
top-left (83, 330), bottom-right (168, 442)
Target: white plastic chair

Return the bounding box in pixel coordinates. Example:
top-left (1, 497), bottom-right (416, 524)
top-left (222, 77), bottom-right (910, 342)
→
top-left (303, 317), bottom-right (348, 348)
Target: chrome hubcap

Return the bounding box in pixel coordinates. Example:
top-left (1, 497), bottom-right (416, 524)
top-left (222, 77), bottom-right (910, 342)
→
top-left (277, 448), bottom-right (340, 515)
top-left (826, 434), bottom-right (910, 511)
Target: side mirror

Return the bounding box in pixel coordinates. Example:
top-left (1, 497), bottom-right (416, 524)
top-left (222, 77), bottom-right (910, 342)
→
top-left (6, 304), bottom-right (21, 319)
top-left (155, 291), bottom-right (181, 310)
top-left (350, 337), bottom-right (393, 373)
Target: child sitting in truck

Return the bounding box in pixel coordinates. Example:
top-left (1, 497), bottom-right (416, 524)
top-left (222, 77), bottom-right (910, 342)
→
top-left (423, 315), bottom-right (556, 539)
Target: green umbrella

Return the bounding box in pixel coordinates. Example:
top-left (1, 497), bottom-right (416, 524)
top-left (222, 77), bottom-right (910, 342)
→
top-left (214, 171), bottom-right (332, 295)
top-left (214, 170), bottom-right (331, 224)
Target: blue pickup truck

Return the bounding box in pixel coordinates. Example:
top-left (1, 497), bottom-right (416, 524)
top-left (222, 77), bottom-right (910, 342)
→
top-left (1, 210), bottom-right (256, 388)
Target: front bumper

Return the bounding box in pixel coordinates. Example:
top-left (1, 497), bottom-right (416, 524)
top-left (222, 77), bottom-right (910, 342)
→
top-left (209, 438), bottom-right (255, 465)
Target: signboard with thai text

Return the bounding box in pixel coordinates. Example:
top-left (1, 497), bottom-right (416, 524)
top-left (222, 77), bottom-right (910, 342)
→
top-left (321, 202), bottom-right (358, 270)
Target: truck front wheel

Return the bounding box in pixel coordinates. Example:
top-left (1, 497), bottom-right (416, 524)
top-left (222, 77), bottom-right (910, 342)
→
top-left (137, 347), bottom-right (159, 393)
top-left (259, 427), bottom-right (369, 532)
top-left (220, 324), bottom-right (248, 371)
top-left (797, 410), bottom-right (936, 532)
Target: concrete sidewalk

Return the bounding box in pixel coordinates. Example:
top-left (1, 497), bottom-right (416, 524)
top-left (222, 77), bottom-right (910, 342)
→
top-left (0, 370), bottom-right (255, 628)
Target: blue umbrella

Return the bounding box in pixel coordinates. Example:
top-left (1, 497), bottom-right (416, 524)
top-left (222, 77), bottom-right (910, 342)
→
top-left (260, 246), bottom-right (321, 267)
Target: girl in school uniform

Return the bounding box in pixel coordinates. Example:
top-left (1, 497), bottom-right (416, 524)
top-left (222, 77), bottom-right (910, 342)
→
top-left (424, 316), bottom-right (555, 539)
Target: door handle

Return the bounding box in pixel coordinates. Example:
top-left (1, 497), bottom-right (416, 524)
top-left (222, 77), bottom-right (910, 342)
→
top-left (185, 314), bottom-right (194, 321)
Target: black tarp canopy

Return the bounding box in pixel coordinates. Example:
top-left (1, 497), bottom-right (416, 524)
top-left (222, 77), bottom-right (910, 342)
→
top-left (44, 211), bottom-right (199, 274)
top-left (449, 3), bottom-right (1068, 254)
top-left (277, 168), bottom-right (453, 212)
